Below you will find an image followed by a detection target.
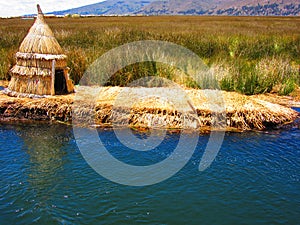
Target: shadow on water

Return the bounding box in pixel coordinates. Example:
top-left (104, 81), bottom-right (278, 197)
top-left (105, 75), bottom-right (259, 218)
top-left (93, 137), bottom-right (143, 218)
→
top-left (18, 124), bottom-right (71, 187)
top-left (5, 123), bottom-right (75, 224)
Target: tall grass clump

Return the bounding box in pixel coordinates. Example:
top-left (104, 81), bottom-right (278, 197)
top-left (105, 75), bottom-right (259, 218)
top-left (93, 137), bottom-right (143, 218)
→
top-left (0, 48), bottom-right (16, 80)
top-left (65, 47), bottom-right (88, 84)
top-left (217, 57), bottom-right (299, 95)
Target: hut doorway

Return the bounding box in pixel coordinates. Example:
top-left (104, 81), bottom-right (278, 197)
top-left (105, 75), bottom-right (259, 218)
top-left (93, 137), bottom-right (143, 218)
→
top-left (54, 70), bottom-right (67, 95)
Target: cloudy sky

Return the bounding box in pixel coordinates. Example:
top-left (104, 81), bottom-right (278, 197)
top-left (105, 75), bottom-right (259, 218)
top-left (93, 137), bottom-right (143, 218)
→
top-left (0, 0), bottom-right (104, 17)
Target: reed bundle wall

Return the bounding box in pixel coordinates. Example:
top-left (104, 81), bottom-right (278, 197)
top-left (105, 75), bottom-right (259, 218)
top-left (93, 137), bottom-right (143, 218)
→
top-left (15, 58), bottom-right (67, 69)
top-left (9, 75), bottom-right (52, 95)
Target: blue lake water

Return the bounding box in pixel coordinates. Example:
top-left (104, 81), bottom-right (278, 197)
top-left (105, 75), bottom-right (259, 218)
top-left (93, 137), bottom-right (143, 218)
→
top-left (0, 112), bottom-right (299, 224)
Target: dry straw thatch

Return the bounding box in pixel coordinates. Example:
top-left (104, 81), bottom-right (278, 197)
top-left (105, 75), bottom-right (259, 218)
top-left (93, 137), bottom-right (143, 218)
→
top-left (18, 6), bottom-right (63, 55)
top-left (0, 86), bottom-right (298, 131)
top-left (8, 4), bottom-right (74, 96)
top-left (74, 87), bottom-right (299, 131)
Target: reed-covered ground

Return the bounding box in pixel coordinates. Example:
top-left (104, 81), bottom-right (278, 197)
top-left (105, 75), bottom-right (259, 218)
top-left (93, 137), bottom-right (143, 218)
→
top-left (0, 16), bottom-right (299, 95)
top-left (1, 86), bottom-right (298, 131)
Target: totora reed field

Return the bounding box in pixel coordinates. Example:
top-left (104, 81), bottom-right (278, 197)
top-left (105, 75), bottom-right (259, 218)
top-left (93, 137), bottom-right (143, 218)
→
top-left (1, 16), bottom-right (299, 95)
top-left (0, 15), bottom-right (299, 131)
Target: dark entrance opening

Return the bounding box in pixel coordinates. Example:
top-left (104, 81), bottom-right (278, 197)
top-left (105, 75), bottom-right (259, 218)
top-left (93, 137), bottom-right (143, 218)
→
top-left (55, 70), bottom-right (67, 95)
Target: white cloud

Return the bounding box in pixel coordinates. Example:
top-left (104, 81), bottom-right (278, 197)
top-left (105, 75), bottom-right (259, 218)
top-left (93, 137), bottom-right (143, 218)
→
top-left (0, 0), bottom-right (105, 17)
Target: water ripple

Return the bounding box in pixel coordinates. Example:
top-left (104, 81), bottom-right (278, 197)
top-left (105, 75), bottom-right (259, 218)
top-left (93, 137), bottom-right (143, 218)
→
top-left (0, 123), bottom-right (299, 224)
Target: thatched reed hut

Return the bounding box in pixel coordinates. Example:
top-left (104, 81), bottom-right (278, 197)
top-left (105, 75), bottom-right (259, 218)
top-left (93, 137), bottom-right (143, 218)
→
top-left (8, 5), bottom-right (74, 96)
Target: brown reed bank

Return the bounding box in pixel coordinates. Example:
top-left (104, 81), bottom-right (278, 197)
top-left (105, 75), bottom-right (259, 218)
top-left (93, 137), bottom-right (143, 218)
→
top-left (0, 87), bottom-right (298, 131)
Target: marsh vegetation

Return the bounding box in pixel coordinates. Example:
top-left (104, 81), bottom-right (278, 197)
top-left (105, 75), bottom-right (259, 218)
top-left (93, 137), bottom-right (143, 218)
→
top-left (0, 16), bottom-right (299, 95)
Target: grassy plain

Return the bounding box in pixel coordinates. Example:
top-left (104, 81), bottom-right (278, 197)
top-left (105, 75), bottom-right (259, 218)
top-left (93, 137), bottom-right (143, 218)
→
top-left (0, 16), bottom-right (299, 95)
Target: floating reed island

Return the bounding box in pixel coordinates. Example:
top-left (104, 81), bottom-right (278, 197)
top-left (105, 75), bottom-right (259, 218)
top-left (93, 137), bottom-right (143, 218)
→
top-left (0, 86), bottom-right (299, 132)
top-left (0, 5), bottom-right (299, 131)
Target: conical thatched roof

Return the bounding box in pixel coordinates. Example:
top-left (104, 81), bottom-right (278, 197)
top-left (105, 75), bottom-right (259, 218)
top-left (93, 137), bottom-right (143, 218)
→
top-left (18, 4), bottom-right (63, 55)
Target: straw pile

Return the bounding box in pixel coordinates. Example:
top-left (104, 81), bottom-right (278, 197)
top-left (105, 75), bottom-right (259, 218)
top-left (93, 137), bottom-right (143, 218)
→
top-left (0, 86), bottom-right (298, 131)
top-left (254, 92), bottom-right (300, 108)
top-left (0, 92), bottom-right (72, 122)
top-left (73, 86), bottom-right (299, 131)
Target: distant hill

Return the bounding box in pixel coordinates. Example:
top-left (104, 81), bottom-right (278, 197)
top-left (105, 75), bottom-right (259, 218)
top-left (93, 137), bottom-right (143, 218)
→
top-left (51, 0), bottom-right (300, 16)
top-left (51, 0), bottom-right (156, 15)
top-left (140, 0), bottom-right (300, 16)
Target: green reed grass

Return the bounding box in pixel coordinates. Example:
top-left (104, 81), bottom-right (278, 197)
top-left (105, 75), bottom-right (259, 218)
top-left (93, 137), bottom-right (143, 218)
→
top-left (0, 16), bottom-right (299, 95)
